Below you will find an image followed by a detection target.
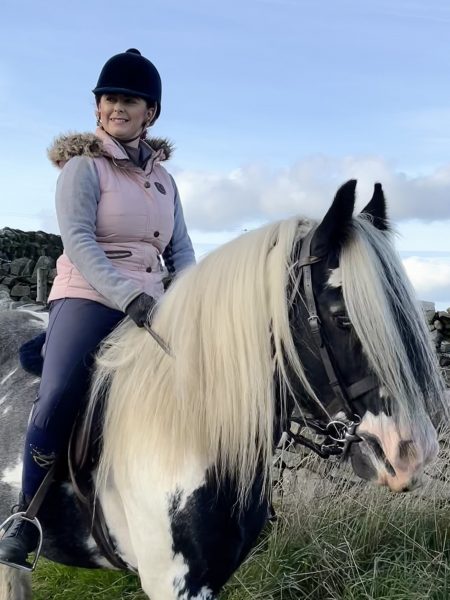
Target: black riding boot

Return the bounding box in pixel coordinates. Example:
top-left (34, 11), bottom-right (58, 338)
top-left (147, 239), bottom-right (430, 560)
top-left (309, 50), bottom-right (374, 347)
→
top-left (0, 493), bottom-right (40, 570)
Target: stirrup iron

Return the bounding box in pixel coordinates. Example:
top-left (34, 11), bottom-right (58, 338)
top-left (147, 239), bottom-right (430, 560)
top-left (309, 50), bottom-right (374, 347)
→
top-left (0, 512), bottom-right (43, 572)
top-left (0, 465), bottom-right (54, 572)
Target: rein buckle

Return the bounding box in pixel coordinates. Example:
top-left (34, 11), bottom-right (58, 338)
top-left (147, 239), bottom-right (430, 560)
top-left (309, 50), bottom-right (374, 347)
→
top-left (288, 414), bottom-right (361, 460)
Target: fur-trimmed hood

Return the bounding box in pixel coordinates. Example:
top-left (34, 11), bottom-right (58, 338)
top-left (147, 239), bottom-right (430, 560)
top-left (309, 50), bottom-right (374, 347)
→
top-left (48, 128), bottom-right (174, 168)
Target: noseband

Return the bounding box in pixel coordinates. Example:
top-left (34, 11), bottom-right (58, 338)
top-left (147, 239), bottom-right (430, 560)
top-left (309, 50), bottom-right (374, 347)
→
top-left (288, 228), bottom-right (378, 459)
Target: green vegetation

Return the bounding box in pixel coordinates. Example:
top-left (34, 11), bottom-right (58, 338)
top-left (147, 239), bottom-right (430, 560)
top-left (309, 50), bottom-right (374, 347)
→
top-left (34, 563), bottom-right (145, 599)
top-left (221, 489), bottom-right (450, 600)
top-left (32, 463), bottom-right (450, 600)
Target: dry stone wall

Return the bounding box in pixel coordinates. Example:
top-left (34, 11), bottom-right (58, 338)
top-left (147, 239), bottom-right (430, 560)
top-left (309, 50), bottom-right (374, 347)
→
top-left (422, 301), bottom-right (450, 387)
top-left (0, 227), bottom-right (62, 307)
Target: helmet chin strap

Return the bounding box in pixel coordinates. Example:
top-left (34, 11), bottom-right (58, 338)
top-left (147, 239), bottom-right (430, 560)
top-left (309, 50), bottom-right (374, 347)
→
top-left (111, 131), bottom-right (143, 144)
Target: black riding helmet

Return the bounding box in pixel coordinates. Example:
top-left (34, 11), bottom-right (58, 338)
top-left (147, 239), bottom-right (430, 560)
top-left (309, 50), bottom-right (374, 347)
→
top-left (93, 48), bottom-right (162, 123)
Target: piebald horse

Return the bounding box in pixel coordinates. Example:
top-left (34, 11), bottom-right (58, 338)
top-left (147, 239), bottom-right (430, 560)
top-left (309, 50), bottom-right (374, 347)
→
top-left (0, 181), bottom-right (447, 599)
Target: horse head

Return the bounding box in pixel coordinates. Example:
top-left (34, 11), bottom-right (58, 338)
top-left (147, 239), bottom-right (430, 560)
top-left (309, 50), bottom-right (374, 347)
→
top-left (289, 180), bottom-right (447, 492)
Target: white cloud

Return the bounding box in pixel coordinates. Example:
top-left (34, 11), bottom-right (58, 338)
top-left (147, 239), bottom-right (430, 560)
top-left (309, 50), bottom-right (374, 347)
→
top-left (402, 256), bottom-right (450, 306)
top-left (177, 155), bottom-right (450, 231)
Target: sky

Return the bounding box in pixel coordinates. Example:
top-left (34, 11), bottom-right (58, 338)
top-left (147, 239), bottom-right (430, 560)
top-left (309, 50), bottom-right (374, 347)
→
top-left (1, 0), bottom-right (449, 309)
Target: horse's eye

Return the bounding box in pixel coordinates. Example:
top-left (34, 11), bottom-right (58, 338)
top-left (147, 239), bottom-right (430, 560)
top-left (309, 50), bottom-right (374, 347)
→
top-left (335, 315), bottom-right (352, 329)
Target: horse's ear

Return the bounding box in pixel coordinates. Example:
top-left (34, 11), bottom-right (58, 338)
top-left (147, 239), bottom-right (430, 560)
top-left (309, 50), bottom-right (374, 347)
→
top-left (311, 179), bottom-right (357, 256)
top-left (360, 183), bottom-right (389, 230)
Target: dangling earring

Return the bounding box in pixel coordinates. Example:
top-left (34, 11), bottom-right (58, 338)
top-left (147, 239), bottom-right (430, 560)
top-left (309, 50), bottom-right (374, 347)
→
top-left (96, 113), bottom-right (103, 129)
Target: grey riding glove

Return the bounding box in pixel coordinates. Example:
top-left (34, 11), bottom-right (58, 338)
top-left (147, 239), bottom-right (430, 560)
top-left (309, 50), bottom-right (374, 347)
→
top-left (125, 292), bottom-right (156, 328)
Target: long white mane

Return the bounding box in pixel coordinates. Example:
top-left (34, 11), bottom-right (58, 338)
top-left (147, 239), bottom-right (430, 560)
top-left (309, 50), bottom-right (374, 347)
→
top-left (91, 217), bottom-right (314, 504)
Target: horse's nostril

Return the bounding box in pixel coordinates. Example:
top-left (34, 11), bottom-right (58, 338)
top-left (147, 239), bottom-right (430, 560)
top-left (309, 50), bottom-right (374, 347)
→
top-left (399, 476), bottom-right (419, 493)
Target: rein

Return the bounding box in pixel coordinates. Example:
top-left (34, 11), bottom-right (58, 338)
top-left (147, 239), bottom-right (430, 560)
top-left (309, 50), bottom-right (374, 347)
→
top-left (289, 228), bottom-right (377, 459)
top-left (143, 322), bottom-right (172, 356)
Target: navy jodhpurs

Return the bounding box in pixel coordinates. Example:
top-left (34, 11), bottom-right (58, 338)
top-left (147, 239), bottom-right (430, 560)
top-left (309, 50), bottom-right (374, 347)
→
top-left (22, 298), bottom-right (124, 498)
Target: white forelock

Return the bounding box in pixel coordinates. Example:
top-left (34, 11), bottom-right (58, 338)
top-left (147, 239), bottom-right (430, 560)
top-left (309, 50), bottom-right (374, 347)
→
top-left (340, 215), bottom-right (448, 433)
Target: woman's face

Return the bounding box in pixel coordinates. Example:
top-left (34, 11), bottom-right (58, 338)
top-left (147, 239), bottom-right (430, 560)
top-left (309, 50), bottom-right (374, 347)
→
top-left (97, 94), bottom-right (155, 142)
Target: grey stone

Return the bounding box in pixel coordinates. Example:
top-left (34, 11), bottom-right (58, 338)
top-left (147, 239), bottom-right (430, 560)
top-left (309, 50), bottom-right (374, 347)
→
top-left (425, 312), bottom-right (437, 325)
top-left (10, 284), bottom-right (31, 298)
top-left (10, 257), bottom-right (34, 276)
top-left (420, 301), bottom-right (436, 324)
top-left (31, 256), bottom-right (56, 282)
top-left (0, 276), bottom-right (18, 287)
top-left (420, 301), bottom-right (436, 312)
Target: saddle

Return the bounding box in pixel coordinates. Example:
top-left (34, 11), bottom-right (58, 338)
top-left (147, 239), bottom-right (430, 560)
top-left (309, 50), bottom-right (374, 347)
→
top-left (19, 334), bottom-right (129, 570)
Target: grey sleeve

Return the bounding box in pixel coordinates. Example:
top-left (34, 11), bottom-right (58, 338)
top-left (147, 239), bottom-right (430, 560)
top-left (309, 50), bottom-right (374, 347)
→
top-left (55, 156), bottom-right (141, 311)
top-left (162, 176), bottom-right (196, 274)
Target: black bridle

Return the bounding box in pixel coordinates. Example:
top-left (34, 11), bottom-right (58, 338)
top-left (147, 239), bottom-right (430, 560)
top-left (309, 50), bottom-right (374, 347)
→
top-left (287, 228), bottom-right (378, 459)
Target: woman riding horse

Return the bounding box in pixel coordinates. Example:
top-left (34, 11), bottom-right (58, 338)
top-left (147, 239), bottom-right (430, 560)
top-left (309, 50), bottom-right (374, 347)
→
top-left (0, 48), bottom-right (195, 570)
top-left (0, 181), bottom-right (447, 598)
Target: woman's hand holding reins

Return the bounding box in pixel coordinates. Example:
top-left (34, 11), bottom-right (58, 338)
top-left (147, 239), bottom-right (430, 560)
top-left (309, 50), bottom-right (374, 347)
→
top-left (125, 293), bottom-right (156, 327)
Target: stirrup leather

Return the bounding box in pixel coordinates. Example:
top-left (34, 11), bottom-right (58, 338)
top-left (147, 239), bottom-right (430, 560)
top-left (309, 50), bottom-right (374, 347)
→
top-left (0, 511), bottom-right (43, 572)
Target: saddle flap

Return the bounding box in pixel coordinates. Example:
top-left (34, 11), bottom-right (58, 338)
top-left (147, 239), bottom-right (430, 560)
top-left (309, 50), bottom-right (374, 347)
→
top-left (68, 397), bottom-right (129, 570)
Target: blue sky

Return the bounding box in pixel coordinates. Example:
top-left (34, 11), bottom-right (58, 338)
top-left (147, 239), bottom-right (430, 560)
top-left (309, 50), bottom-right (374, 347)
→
top-left (1, 0), bottom-right (449, 307)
